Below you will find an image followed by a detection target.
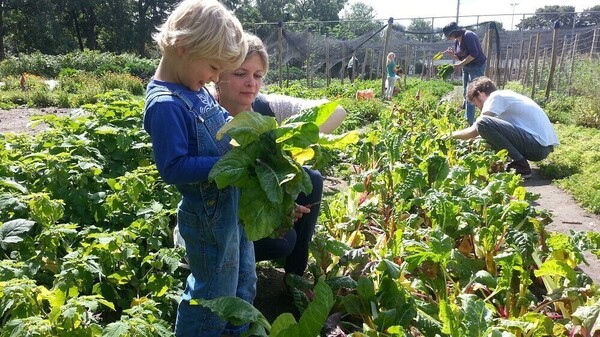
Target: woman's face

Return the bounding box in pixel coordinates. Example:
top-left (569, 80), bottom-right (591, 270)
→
top-left (218, 54), bottom-right (266, 114)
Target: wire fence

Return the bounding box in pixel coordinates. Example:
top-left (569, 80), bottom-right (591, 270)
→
top-left (255, 11), bottom-right (599, 99)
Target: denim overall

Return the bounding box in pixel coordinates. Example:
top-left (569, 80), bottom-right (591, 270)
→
top-left (145, 86), bottom-right (257, 337)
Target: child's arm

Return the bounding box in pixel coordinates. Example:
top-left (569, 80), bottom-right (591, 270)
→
top-left (144, 102), bottom-right (219, 185)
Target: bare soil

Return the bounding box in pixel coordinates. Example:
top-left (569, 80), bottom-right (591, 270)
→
top-left (0, 108), bottom-right (71, 134)
top-left (2, 108), bottom-right (599, 321)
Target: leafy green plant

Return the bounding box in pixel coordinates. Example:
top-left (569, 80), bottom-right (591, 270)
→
top-left (209, 101), bottom-right (356, 241)
top-left (437, 64), bottom-right (454, 80)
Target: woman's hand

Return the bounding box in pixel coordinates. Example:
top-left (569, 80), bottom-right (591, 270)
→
top-left (293, 204), bottom-right (311, 222)
top-left (443, 47), bottom-right (454, 55)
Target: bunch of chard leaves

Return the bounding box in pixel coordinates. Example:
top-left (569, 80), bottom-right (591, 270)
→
top-left (209, 101), bottom-right (354, 241)
top-left (437, 64), bottom-right (455, 80)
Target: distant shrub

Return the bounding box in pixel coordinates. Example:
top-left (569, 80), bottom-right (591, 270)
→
top-left (99, 72), bottom-right (145, 96)
top-left (0, 50), bottom-right (158, 79)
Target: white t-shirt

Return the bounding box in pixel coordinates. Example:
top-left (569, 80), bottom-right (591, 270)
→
top-left (481, 90), bottom-right (559, 147)
top-left (262, 94), bottom-right (328, 125)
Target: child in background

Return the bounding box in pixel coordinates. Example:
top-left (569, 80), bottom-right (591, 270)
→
top-left (385, 52), bottom-right (397, 100)
top-left (142, 1), bottom-right (254, 336)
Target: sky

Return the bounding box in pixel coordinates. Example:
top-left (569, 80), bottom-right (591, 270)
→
top-left (343, 0), bottom-right (600, 30)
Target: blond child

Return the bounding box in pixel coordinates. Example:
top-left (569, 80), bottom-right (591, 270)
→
top-left (142, 1), bottom-right (255, 336)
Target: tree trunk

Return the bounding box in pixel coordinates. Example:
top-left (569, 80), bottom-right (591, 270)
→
top-left (137, 0), bottom-right (148, 56)
top-left (0, 0), bottom-right (5, 60)
top-left (71, 9), bottom-right (84, 51)
top-left (83, 6), bottom-right (97, 50)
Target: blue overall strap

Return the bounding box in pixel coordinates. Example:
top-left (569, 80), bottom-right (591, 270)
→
top-left (251, 94), bottom-right (275, 117)
top-left (143, 85), bottom-right (204, 123)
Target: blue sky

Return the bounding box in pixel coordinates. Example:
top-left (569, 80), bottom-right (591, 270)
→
top-left (343, 0), bottom-right (600, 30)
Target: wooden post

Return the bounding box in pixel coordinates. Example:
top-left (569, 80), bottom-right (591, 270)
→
top-left (508, 45), bottom-right (515, 83)
top-left (277, 21), bottom-right (283, 88)
top-left (340, 43), bottom-right (345, 84)
top-left (381, 18), bottom-right (394, 100)
top-left (545, 21), bottom-right (560, 100)
top-left (375, 50), bottom-right (381, 80)
top-left (360, 48), bottom-right (369, 80)
top-left (524, 35), bottom-right (534, 87)
top-left (306, 30), bottom-right (312, 88)
top-left (325, 34), bottom-right (330, 87)
top-left (590, 28), bottom-right (598, 60)
top-left (421, 49), bottom-right (427, 80)
top-left (568, 34), bottom-right (579, 88)
top-left (531, 33), bottom-right (541, 99)
top-left (404, 43), bottom-right (410, 88)
top-left (503, 45), bottom-right (511, 85)
top-left (517, 39), bottom-right (525, 82)
top-left (540, 48), bottom-right (547, 89)
top-left (484, 24), bottom-right (494, 78)
top-left (556, 37), bottom-right (567, 93)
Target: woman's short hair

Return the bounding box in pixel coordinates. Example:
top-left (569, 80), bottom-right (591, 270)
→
top-left (153, 0), bottom-right (247, 71)
top-left (467, 76), bottom-right (497, 102)
top-left (244, 33), bottom-right (269, 73)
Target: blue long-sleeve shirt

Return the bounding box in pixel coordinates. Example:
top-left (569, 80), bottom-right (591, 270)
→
top-left (143, 80), bottom-right (225, 185)
top-left (454, 30), bottom-right (487, 66)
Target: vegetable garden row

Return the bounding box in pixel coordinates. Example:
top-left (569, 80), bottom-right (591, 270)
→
top-left (1, 81), bottom-right (600, 336)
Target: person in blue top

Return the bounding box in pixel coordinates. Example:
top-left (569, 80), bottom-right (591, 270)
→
top-left (443, 22), bottom-right (487, 125)
top-left (142, 1), bottom-right (255, 336)
top-left (385, 52), bottom-right (397, 100)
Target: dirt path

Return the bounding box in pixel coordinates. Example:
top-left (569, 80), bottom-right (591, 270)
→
top-left (524, 168), bottom-right (600, 283)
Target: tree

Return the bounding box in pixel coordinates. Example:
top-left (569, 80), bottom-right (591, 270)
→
top-left (577, 5), bottom-right (600, 27)
top-left (335, 1), bottom-right (379, 39)
top-left (407, 18), bottom-right (438, 42)
top-left (517, 5), bottom-right (576, 30)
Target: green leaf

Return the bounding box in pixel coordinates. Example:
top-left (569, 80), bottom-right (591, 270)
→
top-left (0, 219), bottom-right (35, 250)
top-left (255, 161), bottom-right (284, 204)
top-left (533, 259), bottom-right (577, 285)
top-left (270, 313), bottom-right (297, 336)
top-left (439, 299), bottom-right (460, 336)
top-left (275, 281), bottom-right (335, 337)
top-left (283, 100), bottom-right (339, 128)
top-left (275, 122), bottom-right (319, 149)
top-left (460, 294), bottom-right (493, 337)
top-left (195, 296), bottom-right (267, 326)
top-left (318, 130), bottom-right (360, 150)
top-left (209, 148), bottom-right (254, 188)
top-left (217, 111), bottom-right (278, 146)
top-left (356, 277), bottom-right (376, 310)
top-left (0, 179), bottom-right (28, 193)
top-left (103, 321), bottom-right (130, 336)
top-left (572, 299), bottom-right (600, 335)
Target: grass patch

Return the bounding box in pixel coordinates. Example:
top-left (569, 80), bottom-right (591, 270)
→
top-left (539, 124), bottom-right (600, 213)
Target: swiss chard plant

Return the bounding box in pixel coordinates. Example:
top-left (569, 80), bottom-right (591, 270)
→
top-left (209, 102), bottom-right (358, 241)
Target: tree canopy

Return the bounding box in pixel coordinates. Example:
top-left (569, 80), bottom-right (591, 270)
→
top-left (0, 1), bottom-right (598, 60)
top-left (517, 5), bottom-right (600, 30)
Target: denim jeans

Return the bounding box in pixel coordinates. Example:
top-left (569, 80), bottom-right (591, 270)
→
top-left (462, 63), bottom-right (486, 125)
top-left (476, 116), bottom-right (554, 161)
top-left (254, 168), bottom-right (322, 276)
top-left (172, 97), bottom-right (257, 337)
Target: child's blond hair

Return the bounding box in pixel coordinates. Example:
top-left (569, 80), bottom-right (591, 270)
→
top-left (153, 0), bottom-right (247, 71)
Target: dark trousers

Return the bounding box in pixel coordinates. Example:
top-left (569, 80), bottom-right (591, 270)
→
top-left (476, 116), bottom-right (553, 161)
top-left (253, 168), bottom-right (323, 276)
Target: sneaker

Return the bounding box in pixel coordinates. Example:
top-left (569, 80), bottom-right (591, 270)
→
top-left (506, 159), bottom-right (532, 178)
